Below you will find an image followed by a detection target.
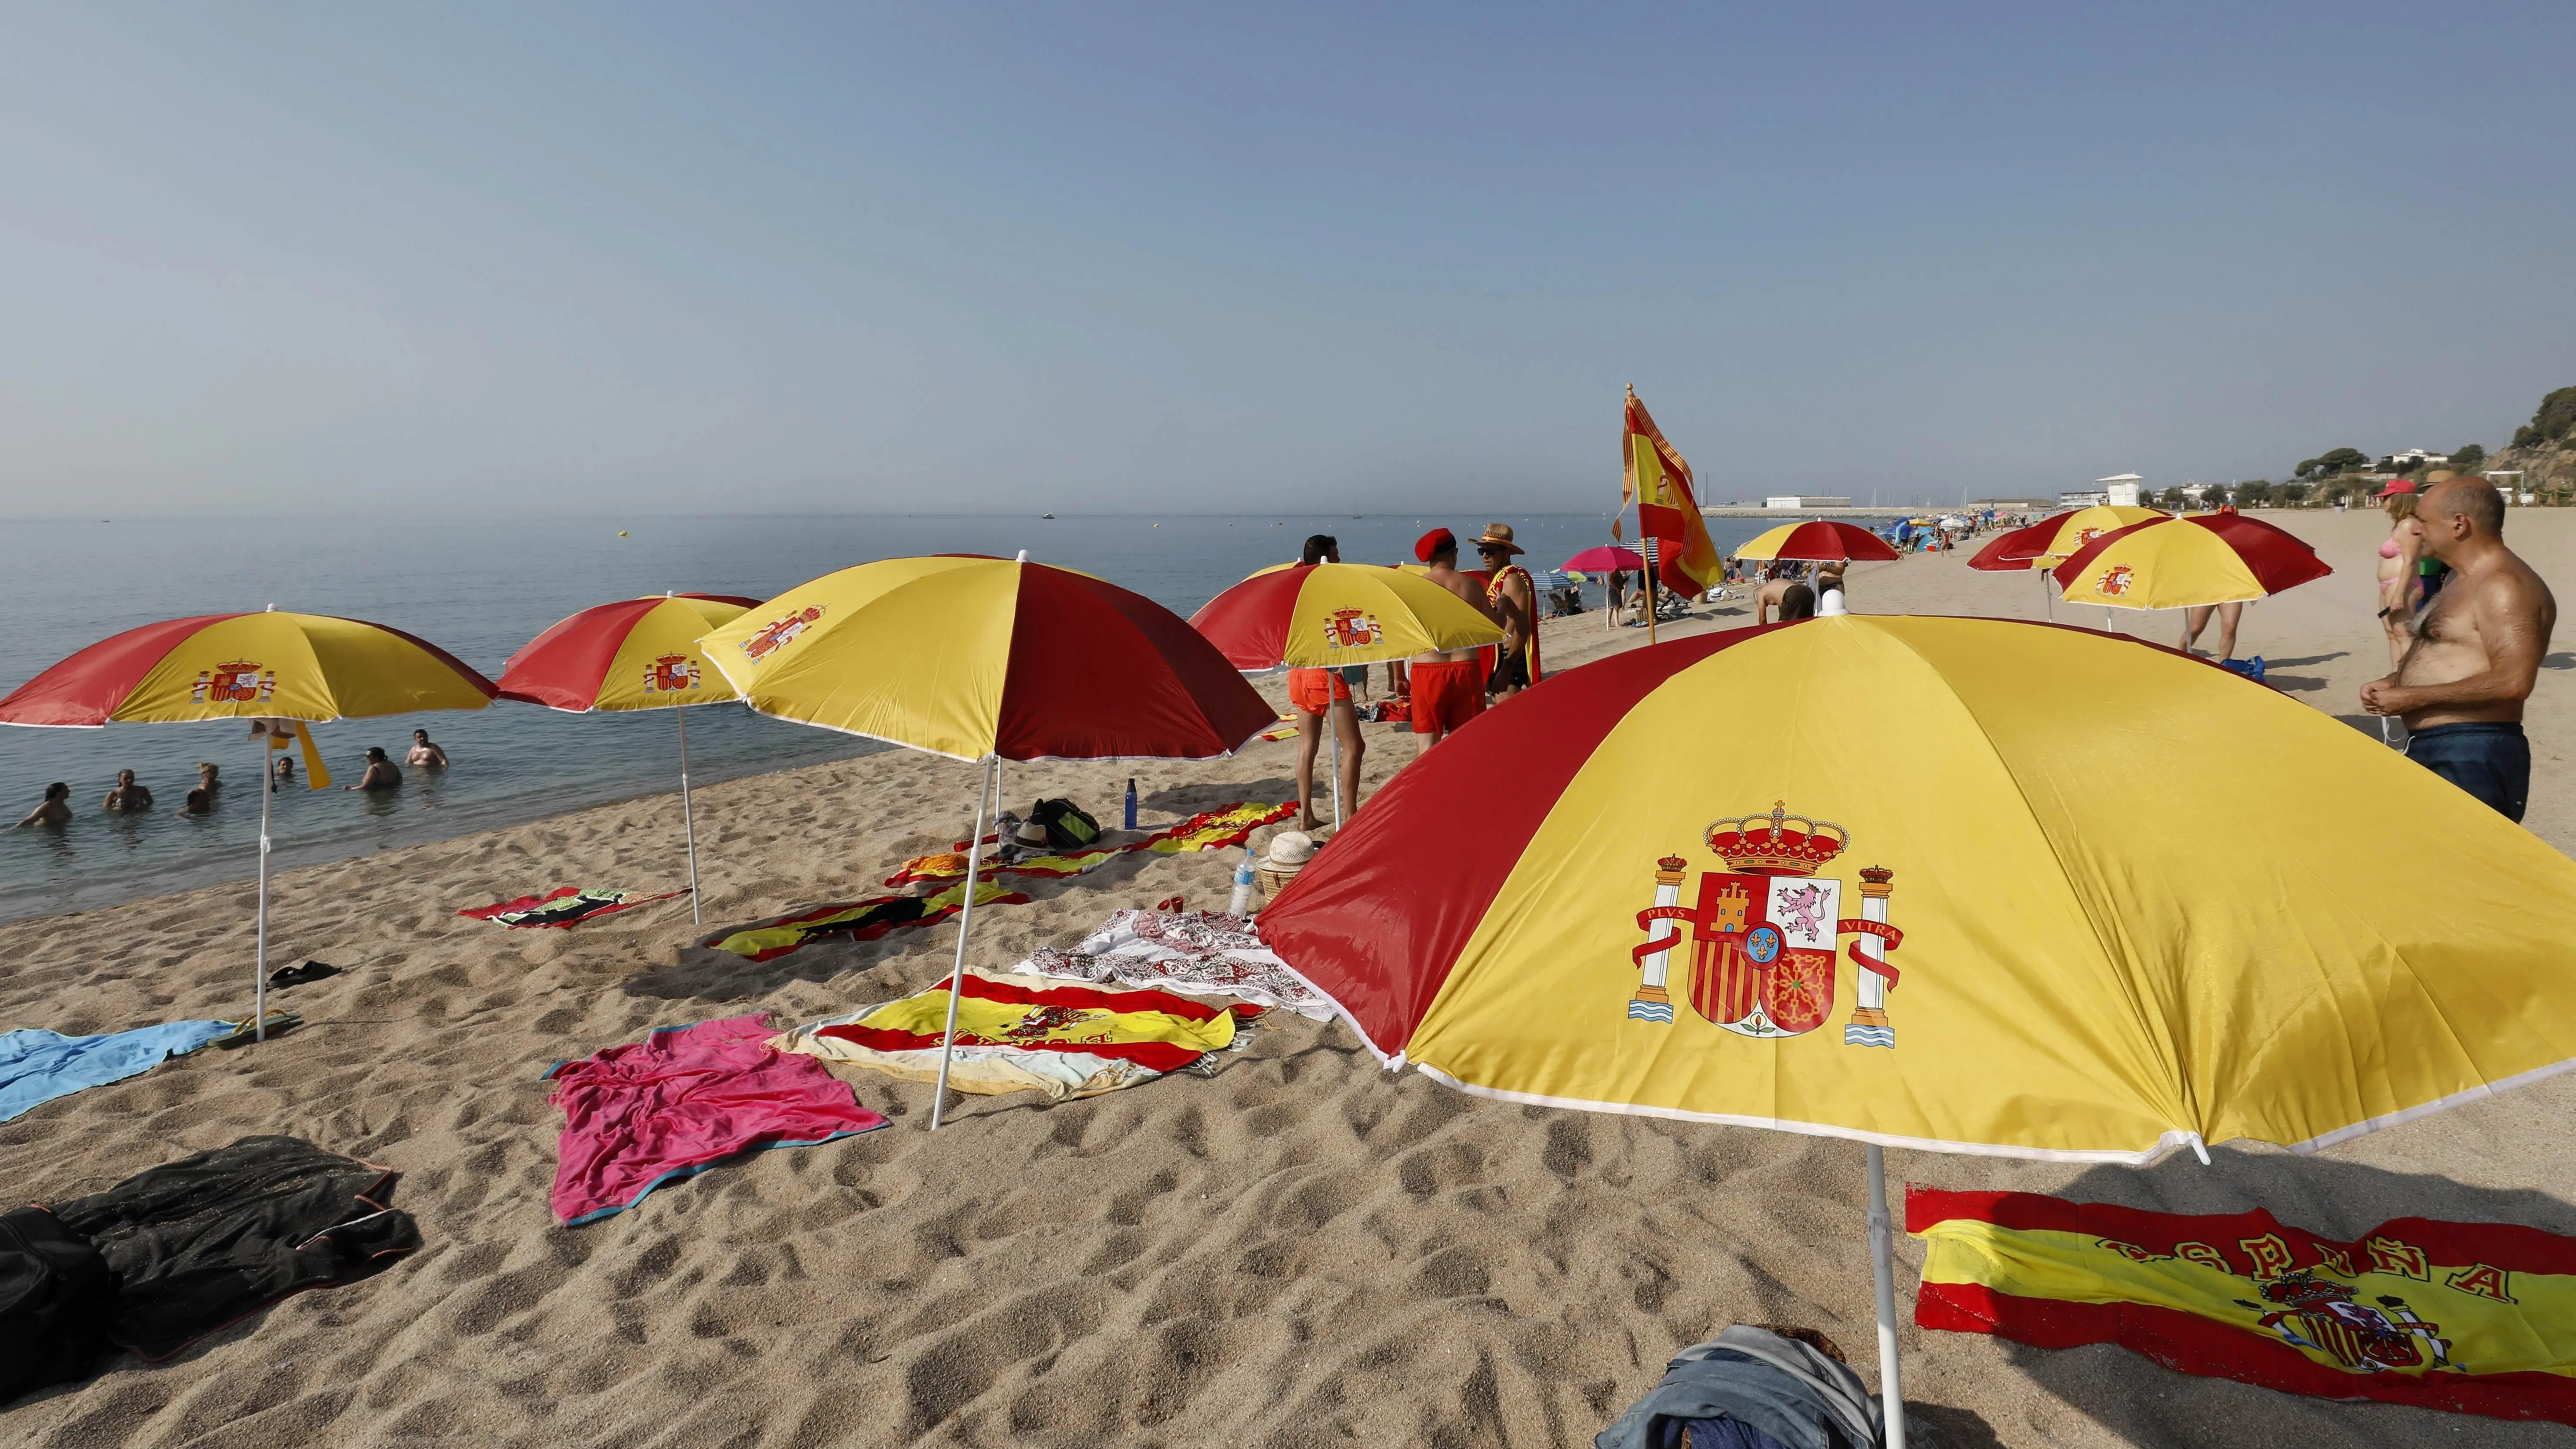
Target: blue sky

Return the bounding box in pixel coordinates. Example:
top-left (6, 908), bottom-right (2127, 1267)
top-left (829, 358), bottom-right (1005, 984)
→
top-left (3, 3), bottom-right (2569, 516)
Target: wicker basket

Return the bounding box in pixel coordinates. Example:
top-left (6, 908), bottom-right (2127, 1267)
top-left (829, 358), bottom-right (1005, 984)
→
top-left (1255, 864), bottom-right (1304, 902)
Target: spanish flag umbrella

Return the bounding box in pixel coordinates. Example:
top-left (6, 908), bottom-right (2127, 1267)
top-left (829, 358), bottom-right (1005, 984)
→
top-left (0, 609), bottom-right (496, 1039)
top-left (2050, 513), bottom-right (2331, 640)
top-left (1188, 563), bottom-right (1501, 827)
top-left (1257, 615), bottom-right (2576, 1447)
top-left (1733, 520), bottom-right (1901, 563)
top-left (701, 553), bottom-right (1272, 1127)
top-left (1966, 506), bottom-right (2166, 619)
top-left (496, 593), bottom-right (762, 922)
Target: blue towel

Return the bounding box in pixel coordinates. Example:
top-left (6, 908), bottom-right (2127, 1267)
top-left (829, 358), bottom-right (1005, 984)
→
top-left (0, 1021), bottom-right (233, 1124)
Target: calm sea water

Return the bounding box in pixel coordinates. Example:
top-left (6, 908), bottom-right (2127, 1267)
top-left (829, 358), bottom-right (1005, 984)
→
top-left (0, 511), bottom-right (1794, 921)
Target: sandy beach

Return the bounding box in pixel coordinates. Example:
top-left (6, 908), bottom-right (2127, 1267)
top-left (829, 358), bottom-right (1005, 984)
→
top-left (6, 509), bottom-right (2573, 1449)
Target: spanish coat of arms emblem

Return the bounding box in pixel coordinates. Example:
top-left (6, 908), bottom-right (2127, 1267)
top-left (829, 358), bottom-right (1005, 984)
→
top-left (643, 653), bottom-right (702, 693)
top-left (1630, 802), bottom-right (1904, 1047)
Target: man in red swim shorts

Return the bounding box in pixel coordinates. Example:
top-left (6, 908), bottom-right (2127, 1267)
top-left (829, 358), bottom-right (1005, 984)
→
top-left (1408, 528), bottom-right (1499, 753)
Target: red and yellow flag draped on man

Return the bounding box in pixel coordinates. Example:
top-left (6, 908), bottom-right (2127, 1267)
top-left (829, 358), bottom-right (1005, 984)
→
top-left (1622, 388), bottom-right (1722, 596)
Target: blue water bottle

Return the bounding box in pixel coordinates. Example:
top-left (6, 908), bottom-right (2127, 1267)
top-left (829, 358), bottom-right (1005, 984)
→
top-left (1124, 777), bottom-right (1139, 831)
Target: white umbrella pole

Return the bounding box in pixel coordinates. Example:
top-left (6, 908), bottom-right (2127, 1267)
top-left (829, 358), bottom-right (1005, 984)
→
top-left (929, 755), bottom-right (998, 1131)
top-left (254, 745), bottom-right (272, 1043)
top-left (1329, 700), bottom-right (1344, 830)
top-left (2039, 571), bottom-right (2053, 621)
top-left (676, 705), bottom-right (701, 924)
top-left (1867, 1143), bottom-right (1908, 1449)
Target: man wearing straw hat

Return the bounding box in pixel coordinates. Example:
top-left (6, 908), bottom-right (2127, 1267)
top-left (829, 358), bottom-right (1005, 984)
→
top-left (1473, 523), bottom-right (1540, 699)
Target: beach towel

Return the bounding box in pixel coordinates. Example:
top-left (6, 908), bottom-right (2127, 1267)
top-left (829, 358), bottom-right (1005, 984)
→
top-left (1593, 1325), bottom-right (1881, 1449)
top-left (460, 886), bottom-right (688, 928)
top-left (700, 879), bottom-right (1028, 963)
top-left (547, 1014), bottom-right (885, 1226)
top-left (49, 1135), bottom-right (420, 1362)
top-left (0, 1021), bottom-right (231, 1124)
top-left (885, 801), bottom-right (1295, 885)
top-left (1912, 1186), bottom-right (2576, 1424)
top-left (769, 969), bottom-right (1248, 1101)
top-left (1259, 723), bottom-right (1298, 741)
top-left (1014, 909), bottom-right (1336, 1020)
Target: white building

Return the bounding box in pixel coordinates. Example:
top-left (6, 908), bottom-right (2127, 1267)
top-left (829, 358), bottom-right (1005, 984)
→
top-left (1763, 496), bottom-right (1854, 510)
top-left (2386, 448), bottom-right (2449, 468)
top-left (2059, 473), bottom-right (2144, 509)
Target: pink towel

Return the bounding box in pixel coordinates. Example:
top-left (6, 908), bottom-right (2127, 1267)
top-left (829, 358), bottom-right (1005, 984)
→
top-left (548, 1013), bottom-right (885, 1225)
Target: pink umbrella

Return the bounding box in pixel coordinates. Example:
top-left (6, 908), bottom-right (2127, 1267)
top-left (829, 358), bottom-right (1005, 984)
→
top-left (1562, 545), bottom-right (1647, 573)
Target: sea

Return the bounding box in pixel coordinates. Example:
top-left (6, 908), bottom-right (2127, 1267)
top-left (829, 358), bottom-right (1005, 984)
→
top-left (0, 511), bottom-right (1798, 922)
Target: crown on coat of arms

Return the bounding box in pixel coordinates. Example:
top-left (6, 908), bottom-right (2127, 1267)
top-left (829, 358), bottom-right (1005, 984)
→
top-left (1705, 801), bottom-right (1849, 875)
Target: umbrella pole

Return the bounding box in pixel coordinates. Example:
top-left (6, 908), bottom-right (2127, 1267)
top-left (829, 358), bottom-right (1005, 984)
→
top-left (1329, 704), bottom-right (1344, 830)
top-left (1867, 1143), bottom-right (1908, 1449)
top-left (677, 705), bottom-right (701, 924)
top-left (2039, 571), bottom-right (2053, 621)
top-left (254, 745), bottom-right (272, 1044)
top-left (929, 755), bottom-right (998, 1131)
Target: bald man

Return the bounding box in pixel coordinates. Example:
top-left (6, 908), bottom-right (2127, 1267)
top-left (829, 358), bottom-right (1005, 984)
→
top-left (2362, 478), bottom-right (2557, 821)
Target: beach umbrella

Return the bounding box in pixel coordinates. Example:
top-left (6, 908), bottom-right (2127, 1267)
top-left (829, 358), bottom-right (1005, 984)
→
top-left (494, 593), bottom-right (762, 923)
top-left (700, 553), bottom-right (1271, 1128)
top-left (0, 610), bottom-right (496, 1039)
top-left (2049, 512), bottom-right (2331, 616)
top-left (1187, 563), bottom-right (1501, 828)
top-left (1562, 545), bottom-right (1647, 573)
top-left (1964, 520), bottom-right (2058, 572)
top-left (2008, 504), bottom-right (2167, 562)
top-left (1733, 520), bottom-right (1901, 563)
top-left (1257, 615), bottom-right (2576, 1449)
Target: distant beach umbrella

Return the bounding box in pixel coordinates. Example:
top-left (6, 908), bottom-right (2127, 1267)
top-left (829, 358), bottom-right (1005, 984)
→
top-left (1965, 520), bottom-right (2062, 572)
top-left (1188, 561), bottom-right (1501, 828)
top-left (1561, 545), bottom-right (1648, 573)
top-left (0, 610), bottom-right (496, 1040)
top-left (496, 593), bottom-right (763, 923)
top-left (701, 553), bottom-right (1273, 1128)
top-left (1258, 615), bottom-right (2576, 1449)
top-left (2004, 505), bottom-right (2168, 564)
top-left (2050, 513), bottom-right (2332, 611)
top-left (1733, 520), bottom-right (1901, 563)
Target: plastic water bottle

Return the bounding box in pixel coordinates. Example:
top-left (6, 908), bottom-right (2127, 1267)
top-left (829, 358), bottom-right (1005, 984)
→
top-left (1228, 846), bottom-right (1257, 917)
top-left (1124, 777), bottom-right (1138, 831)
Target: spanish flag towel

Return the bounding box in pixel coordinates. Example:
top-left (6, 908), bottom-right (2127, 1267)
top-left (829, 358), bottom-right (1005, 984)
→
top-left (1911, 1186), bottom-right (2576, 1424)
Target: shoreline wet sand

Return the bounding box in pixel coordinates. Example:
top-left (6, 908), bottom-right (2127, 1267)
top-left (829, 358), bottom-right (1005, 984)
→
top-left (4, 510), bottom-right (2571, 1448)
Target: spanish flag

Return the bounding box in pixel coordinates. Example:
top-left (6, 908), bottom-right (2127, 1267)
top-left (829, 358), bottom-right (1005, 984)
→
top-left (1622, 388), bottom-right (1721, 596)
top-left (1912, 1186), bottom-right (2576, 1424)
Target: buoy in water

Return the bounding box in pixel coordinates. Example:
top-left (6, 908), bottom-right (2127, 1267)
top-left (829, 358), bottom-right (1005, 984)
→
top-left (617, 530), bottom-right (629, 537)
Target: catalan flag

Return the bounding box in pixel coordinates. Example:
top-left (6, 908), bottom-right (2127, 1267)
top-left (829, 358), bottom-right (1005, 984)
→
top-left (1912, 1186), bottom-right (2576, 1424)
top-left (1622, 387), bottom-right (1721, 596)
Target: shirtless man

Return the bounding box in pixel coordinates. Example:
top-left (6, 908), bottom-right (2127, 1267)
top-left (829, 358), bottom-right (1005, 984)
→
top-left (1754, 566), bottom-right (1802, 625)
top-left (1408, 528), bottom-right (1496, 751)
top-left (103, 769), bottom-right (153, 813)
top-left (1816, 560), bottom-right (1848, 611)
top-left (2361, 479), bottom-right (2557, 822)
top-left (16, 783), bottom-right (72, 828)
top-left (1473, 523), bottom-right (1538, 699)
top-left (407, 729), bottom-right (449, 768)
top-left (346, 747), bottom-right (403, 791)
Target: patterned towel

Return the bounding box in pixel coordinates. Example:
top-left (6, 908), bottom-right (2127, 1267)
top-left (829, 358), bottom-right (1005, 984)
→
top-left (460, 887), bottom-right (688, 929)
top-left (1013, 909), bottom-right (1336, 1020)
top-left (886, 802), bottom-right (1294, 885)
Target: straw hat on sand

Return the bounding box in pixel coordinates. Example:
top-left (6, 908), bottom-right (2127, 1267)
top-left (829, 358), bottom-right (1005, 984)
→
top-left (1257, 829), bottom-right (1318, 902)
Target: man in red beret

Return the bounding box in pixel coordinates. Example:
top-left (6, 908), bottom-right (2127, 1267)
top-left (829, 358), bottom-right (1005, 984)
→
top-left (1408, 528), bottom-right (1497, 751)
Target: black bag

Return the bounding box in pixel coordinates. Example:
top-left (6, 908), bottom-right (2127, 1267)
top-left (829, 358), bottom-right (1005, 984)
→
top-left (0, 1205), bottom-right (112, 1402)
top-left (1029, 797), bottom-right (1102, 849)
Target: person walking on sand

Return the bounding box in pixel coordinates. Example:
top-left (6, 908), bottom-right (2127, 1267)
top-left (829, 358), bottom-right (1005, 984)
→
top-left (2182, 601), bottom-right (2242, 661)
top-left (2376, 484), bottom-right (2426, 672)
top-left (406, 729), bottom-right (448, 768)
top-left (1288, 535), bottom-right (1366, 830)
top-left (346, 747), bottom-right (403, 792)
top-left (16, 782), bottom-right (71, 828)
top-left (103, 770), bottom-right (153, 813)
top-left (1474, 523), bottom-right (1540, 699)
top-left (1408, 529), bottom-right (1495, 752)
top-left (2361, 478), bottom-right (2557, 822)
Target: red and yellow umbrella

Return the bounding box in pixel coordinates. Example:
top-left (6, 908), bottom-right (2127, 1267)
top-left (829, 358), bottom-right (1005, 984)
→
top-left (1187, 562), bottom-right (1500, 672)
top-left (496, 593), bottom-right (762, 921)
top-left (700, 554), bottom-right (1274, 1126)
top-left (1257, 615), bottom-right (2576, 1442)
top-left (2009, 505), bottom-right (2166, 563)
top-left (1734, 520), bottom-right (1900, 563)
top-left (0, 609), bottom-right (496, 1039)
top-left (2050, 513), bottom-right (2331, 611)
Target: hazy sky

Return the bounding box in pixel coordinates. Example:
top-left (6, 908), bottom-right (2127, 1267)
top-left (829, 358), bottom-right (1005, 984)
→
top-left (4, 3), bottom-right (2571, 517)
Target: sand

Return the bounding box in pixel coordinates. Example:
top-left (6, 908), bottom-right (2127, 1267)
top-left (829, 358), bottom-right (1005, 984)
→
top-left (4, 510), bottom-right (2573, 1449)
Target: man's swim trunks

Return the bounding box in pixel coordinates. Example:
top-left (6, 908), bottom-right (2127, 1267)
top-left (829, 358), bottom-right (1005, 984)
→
top-left (2406, 721), bottom-right (2530, 822)
top-left (1409, 660), bottom-right (1485, 735)
top-left (1287, 666), bottom-right (1351, 715)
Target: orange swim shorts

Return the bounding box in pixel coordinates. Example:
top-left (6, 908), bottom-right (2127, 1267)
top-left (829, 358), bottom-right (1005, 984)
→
top-left (1409, 660), bottom-right (1485, 735)
top-left (1288, 666), bottom-right (1352, 715)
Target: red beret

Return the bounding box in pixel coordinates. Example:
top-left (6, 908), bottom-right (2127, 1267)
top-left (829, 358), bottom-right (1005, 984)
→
top-left (1414, 528), bottom-right (1456, 563)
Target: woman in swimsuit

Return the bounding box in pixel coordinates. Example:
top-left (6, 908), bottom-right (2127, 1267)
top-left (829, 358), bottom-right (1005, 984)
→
top-left (2376, 491), bottom-right (2424, 671)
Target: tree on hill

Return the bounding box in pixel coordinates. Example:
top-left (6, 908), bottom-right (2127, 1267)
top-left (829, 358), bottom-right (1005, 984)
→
top-left (2451, 443), bottom-right (2487, 471)
top-left (2237, 479), bottom-right (2277, 506)
top-left (2294, 447), bottom-right (2369, 479)
top-left (2510, 386), bottom-right (2576, 450)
